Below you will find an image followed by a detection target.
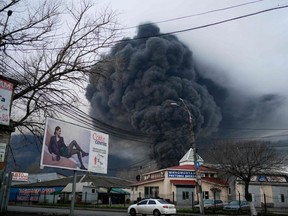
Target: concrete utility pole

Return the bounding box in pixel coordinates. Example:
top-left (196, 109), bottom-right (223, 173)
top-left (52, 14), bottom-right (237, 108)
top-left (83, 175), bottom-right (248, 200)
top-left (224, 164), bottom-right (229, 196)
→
top-left (171, 98), bottom-right (204, 214)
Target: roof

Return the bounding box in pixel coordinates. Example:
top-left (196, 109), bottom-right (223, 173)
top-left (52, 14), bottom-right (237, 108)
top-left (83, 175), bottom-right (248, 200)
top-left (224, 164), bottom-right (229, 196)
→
top-left (179, 148), bottom-right (204, 165)
top-left (12, 174), bottom-right (134, 189)
top-left (62, 182), bottom-right (91, 193)
top-left (82, 175), bottom-right (134, 188)
top-left (202, 177), bottom-right (228, 186)
top-left (13, 176), bottom-right (79, 188)
top-left (11, 172), bottom-right (66, 186)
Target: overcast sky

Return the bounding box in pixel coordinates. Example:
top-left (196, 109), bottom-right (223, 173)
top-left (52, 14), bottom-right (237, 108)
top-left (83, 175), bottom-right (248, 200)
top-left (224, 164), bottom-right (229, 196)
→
top-left (101, 0), bottom-right (288, 135)
top-left (106, 0), bottom-right (288, 96)
top-left (87, 0), bottom-right (288, 163)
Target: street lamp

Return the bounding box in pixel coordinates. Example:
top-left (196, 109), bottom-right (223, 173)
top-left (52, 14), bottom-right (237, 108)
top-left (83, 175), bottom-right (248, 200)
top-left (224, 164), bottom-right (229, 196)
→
top-left (171, 98), bottom-right (204, 214)
top-left (0, 10), bottom-right (13, 49)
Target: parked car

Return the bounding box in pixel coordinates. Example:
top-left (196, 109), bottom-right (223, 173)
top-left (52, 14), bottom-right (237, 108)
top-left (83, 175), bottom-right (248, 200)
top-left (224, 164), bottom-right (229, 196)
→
top-left (194, 199), bottom-right (224, 209)
top-left (128, 198), bottom-right (176, 216)
top-left (223, 200), bottom-right (250, 213)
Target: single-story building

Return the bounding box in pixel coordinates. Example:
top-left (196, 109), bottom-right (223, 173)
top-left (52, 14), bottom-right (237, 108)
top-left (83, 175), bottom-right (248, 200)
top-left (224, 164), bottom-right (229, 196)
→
top-left (10, 174), bottom-right (133, 205)
top-left (130, 148), bottom-right (229, 206)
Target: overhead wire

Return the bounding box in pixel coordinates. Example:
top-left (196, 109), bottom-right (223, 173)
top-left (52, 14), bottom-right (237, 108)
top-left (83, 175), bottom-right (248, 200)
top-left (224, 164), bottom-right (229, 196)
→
top-left (119, 0), bottom-right (265, 30)
top-left (3, 3), bottom-right (288, 52)
top-left (6, 1), bottom-right (288, 169)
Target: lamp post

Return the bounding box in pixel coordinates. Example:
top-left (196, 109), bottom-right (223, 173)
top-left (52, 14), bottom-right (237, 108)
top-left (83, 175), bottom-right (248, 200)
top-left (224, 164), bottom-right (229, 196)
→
top-left (171, 98), bottom-right (204, 214)
top-left (0, 10), bottom-right (13, 49)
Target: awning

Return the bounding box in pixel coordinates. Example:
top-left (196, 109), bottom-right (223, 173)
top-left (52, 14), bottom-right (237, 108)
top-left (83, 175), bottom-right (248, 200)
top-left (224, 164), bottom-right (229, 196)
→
top-left (111, 188), bottom-right (130, 195)
top-left (170, 180), bottom-right (197, 186)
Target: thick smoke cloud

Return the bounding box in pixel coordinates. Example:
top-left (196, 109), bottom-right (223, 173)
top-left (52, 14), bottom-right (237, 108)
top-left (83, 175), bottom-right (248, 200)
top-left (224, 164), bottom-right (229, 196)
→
top-left (85, 23), bottom-right (222, 167)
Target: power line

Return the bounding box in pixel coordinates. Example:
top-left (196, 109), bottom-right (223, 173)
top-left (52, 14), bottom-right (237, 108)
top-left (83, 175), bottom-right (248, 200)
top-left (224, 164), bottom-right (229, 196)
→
top-left (4, 4), bottom-right (288, 52)
top-left (119, 0), bottom-right (265, 30)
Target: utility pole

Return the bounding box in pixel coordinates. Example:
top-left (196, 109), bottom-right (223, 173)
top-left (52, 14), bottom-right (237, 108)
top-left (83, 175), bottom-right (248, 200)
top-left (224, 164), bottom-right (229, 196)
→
top-left (171, 98), bottom-right (204, 214)
top-left (0, 10), bottom-right (17, 213)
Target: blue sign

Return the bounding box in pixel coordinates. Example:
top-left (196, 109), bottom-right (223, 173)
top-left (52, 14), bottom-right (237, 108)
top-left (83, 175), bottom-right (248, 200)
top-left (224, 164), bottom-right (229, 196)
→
top-left (168, 170), bottom-right (196, 178)
top-left (195, 161), bottom-right (200, 169)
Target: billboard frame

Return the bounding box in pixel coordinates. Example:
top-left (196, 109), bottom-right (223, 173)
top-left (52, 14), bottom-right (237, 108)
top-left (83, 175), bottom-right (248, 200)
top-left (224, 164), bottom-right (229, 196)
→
top-left (40, 117), bottom-right (109, 174)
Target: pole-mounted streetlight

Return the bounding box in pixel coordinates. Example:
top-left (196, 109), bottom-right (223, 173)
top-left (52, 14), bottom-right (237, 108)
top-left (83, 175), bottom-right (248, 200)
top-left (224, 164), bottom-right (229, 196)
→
top-left (171, 98), bottom-right (204, 214)
top-left (0, 10), bottom-right (13, 49)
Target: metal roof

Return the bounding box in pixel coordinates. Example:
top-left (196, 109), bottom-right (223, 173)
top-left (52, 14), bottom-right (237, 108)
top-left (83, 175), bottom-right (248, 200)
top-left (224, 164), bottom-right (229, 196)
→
top-left (12, 174), bottom-right (134, 189)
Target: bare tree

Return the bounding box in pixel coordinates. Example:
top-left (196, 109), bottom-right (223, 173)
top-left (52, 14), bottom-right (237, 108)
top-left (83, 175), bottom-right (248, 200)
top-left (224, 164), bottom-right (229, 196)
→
top-left (206, 140), bottom-right (286, 215)
top-left (0, 0), bottom-right (120, 136)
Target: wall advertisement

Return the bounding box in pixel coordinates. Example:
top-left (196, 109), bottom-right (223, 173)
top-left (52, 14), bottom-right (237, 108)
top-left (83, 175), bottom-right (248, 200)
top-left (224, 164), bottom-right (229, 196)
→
top-left (0, 78), bottom-right (13, 126)
top-left (40, 118), bottom-right (109, 174)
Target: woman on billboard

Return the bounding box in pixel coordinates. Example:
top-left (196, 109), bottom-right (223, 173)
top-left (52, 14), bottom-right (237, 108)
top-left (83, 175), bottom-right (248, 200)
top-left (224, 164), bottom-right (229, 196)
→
top-left (48, 126), bottom-right (89, 170)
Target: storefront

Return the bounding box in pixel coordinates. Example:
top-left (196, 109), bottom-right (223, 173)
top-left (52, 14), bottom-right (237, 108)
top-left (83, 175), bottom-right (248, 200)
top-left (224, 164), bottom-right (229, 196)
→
top-left (130, 148), bottom-right (229, 206)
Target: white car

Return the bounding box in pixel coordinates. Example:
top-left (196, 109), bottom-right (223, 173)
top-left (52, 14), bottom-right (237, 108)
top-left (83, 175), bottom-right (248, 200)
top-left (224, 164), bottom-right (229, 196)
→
top-left (128, 198), bottom-right (176, 216)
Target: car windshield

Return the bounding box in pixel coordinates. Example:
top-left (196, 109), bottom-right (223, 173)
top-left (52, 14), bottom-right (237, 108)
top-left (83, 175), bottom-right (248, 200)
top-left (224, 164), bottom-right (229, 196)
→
top-left (204, 200), bottom-right (214, 204)
top-left (229, 201), bottom-right (241, 205)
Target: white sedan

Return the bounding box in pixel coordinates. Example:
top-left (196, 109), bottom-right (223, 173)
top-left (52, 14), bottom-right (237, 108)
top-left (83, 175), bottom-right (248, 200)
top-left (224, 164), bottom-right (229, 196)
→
top-left (128, 198), bottom-right (176, 216)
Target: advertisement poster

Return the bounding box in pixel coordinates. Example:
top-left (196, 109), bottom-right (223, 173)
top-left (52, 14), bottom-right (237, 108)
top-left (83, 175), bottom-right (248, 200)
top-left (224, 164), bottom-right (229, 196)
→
top-left (40, 118), bottom-right (109, 174)
top-left (0, 143), bottom-right (6, 162)
top-left (0, 79), bottom-right (13, 126)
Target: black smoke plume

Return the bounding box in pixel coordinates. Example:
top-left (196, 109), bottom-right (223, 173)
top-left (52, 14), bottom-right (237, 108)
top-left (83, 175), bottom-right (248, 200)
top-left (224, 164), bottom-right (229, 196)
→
top-left (85, 23), bottom-right (222, 168)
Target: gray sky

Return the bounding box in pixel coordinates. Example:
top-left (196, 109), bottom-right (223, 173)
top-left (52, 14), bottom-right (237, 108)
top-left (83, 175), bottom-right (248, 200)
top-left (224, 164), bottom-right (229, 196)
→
top-left (76, 0), bottom-right (288, 166)
top-left (103, 0), bottom-right (288, 137)
top-left (6, 0), bottom-right (288, 172)
top-left (107, 0), bottom-right (288, 97)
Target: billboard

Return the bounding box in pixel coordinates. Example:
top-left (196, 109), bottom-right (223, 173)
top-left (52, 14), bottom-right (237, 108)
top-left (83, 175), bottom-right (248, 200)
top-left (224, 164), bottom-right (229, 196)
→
top-left (40, 118), bottom-right (109, 174)
top-left (0, 78), bottom-right (13, 126)
top-left (11, 172), bottom-right (28, 182)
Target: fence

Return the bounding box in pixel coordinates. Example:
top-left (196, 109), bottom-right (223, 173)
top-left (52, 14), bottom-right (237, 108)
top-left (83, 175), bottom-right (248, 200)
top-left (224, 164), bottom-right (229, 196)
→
top-left (130, 191), bottom-right (288, 209)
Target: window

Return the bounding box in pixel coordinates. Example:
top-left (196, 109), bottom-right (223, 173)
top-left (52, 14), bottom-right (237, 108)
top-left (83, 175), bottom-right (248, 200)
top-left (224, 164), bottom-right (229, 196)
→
top-left (279, 194), bottom-right (285, 203)
top-left (138, 200), bottom-right (148, 205)
top-left (144, 187), bottom-right (159, 198)
top-left (228, 187), bottom-right (231, 195)
top-left (252, 193), bottom-right (256, 202)
top-left (203, 191), bottom-right (209, 199)
top-left (92, 189), bottom-right (95, 193)
top-left (148, 200), bottom-right (156, 204)
top-left (182, 191), bottom-right (189, 200)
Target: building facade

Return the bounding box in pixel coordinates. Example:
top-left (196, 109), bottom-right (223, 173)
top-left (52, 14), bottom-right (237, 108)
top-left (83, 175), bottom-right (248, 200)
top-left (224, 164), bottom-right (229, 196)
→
top-left (130, 148), bottom-right (229, 206)
top-left (234, 174), bottom-right (288, 208)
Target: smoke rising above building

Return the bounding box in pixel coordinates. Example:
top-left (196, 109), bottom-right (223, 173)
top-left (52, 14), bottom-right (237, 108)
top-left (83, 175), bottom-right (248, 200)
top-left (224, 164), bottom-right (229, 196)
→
top-left (85, 23), bottom-right (222, 167)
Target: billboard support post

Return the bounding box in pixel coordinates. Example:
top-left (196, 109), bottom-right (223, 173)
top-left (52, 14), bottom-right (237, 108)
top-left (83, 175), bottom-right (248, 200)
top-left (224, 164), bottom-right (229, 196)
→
top-left (70, 170), bottom-right (77, 216)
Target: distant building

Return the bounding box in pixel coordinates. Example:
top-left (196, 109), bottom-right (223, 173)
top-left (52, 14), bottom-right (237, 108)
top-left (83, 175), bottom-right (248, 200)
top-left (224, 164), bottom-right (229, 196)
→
top-left (11, 172), bottom-right (66, 186)
top-left (231, 174), bottom-right (288, 208)
top-left (10, 174), bottom-right (133, 205)
top-left (129, 148), bottom-right (288, 209)
top-left (130, 148), bottom-right (229, 206)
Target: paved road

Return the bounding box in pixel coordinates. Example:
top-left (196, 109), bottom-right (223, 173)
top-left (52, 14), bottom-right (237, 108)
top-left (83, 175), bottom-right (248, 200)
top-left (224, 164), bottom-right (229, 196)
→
top-left (7, 205), bottom-right (128, 216)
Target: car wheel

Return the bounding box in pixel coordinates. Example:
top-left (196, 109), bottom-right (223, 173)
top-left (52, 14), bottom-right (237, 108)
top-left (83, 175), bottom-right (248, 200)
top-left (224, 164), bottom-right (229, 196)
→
top-left (129, 208), bottom-right (136, 216)
top-left (153, 209), bottom-right (161, 216)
